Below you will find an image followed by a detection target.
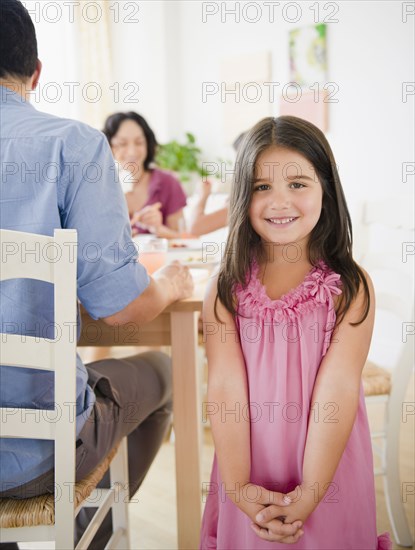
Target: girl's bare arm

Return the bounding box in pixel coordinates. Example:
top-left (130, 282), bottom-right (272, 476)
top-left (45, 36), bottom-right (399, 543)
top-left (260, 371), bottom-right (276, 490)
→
top-left (204, 275), bottom-right (251, 493)
top-left (256, 269), bottom-right (375, 526)
top-left (204, 276), bottom-right (304, 544)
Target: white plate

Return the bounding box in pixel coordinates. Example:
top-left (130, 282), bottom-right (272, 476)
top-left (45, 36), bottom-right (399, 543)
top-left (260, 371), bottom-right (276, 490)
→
top-left (168, 239), bottom-right (222, 266)
top-left (169, 238), bottom-right (203, 251)
top-left (167, 252), bottom-right (219, 268)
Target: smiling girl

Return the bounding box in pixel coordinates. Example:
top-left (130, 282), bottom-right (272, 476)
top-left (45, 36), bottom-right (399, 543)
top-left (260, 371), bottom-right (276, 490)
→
top-left (200, 116), bottom-right (391, 549)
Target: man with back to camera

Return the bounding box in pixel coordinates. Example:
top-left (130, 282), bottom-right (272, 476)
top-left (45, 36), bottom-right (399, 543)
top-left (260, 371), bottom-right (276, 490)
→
top-left (0, 1), bottom-right (194, 548)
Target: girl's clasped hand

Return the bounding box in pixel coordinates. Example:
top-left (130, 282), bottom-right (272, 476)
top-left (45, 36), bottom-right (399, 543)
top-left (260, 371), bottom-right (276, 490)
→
top-left (235, 483), bottom-right (306, 544)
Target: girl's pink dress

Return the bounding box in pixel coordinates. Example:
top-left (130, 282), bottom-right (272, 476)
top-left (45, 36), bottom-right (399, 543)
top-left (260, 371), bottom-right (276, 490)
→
top-left (200, 261), bottom-right (391, 550)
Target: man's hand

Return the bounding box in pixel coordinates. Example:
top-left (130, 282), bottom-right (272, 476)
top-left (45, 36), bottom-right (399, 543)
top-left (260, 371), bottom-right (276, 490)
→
top-left (153, 260), bottom-right (194, 302)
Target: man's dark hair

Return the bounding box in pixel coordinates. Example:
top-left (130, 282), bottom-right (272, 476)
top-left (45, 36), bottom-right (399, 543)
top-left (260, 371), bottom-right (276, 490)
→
top-left (0, 0), bottom-right (38, 80)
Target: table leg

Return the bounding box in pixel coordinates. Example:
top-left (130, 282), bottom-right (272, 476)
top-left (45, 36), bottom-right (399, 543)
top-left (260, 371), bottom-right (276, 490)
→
top-left (171, 311), bottom-right (202, 549)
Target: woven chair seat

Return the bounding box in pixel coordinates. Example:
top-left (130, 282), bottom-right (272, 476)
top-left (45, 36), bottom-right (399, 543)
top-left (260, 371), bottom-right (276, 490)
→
top-left (0, 444), bottom-right (119, 529)
top-left (362, 361), bottom-right (392, 397)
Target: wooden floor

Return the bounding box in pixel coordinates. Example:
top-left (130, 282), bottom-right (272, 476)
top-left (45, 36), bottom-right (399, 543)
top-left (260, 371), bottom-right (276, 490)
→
top-left (129, 377), bottom-right (415, 550)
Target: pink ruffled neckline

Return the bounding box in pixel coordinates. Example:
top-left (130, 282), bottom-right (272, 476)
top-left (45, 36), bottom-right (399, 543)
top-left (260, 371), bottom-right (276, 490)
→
top-left (236, 260), bottom-right (342, 322)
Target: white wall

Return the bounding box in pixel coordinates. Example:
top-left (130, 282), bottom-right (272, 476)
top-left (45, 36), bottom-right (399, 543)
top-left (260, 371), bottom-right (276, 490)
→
top-left (166, 1), bottom-right (414, 218)
top-left (109, 0), bottom-right (170, 139)
top-left (24, 0), bottom-right (80, 120)
top-left (26, 0), bottom-right (414, 241)
top-left (26, 1), bottom-right (171, 136)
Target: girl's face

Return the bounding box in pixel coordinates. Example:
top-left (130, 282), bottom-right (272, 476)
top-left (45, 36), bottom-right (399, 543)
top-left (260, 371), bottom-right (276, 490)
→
top-left (110, 119), bottom-right (148, 173)
top-left (248, 146), bottom-right (323, 253)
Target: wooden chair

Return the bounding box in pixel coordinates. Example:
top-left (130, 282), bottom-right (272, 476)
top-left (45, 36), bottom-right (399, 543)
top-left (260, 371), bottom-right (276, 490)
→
top-left (358, 200), bottom-right (414, 547)
top-left (0, 229), bottom-right (130, 549)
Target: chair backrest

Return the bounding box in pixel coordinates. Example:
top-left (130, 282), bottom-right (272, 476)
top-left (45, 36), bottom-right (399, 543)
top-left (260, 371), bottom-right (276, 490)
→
top-left (0, 229), bottom-right (77, 541)
top-left (356, 198), bottom-right (414, 378)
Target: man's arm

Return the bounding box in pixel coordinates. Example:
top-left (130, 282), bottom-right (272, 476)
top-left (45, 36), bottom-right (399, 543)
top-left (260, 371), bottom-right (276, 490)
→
top-left (103, 261), bottom-right (193, 326)
top-left (59, 131), bottom-right (193, 323)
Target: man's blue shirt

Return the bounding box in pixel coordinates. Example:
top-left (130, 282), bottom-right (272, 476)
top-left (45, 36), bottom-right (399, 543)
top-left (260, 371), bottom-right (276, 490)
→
top-left (0, 85), bottom-right (150, 490)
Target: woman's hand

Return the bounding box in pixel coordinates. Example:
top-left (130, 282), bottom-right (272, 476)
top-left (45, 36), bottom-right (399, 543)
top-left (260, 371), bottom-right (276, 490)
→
top-left (230, 483), bottom-right (304, 544)
top-left (131, 202), bottom-right (162, 233)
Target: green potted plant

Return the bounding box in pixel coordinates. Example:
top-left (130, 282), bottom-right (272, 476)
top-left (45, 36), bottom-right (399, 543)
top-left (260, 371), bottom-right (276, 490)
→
top-left (155, 132), bottom-right (217, 194)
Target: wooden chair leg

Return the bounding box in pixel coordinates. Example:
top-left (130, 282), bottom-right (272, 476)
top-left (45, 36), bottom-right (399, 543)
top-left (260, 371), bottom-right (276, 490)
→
top-left (109, 437), bottom-right (131, 549)
top-left (384, 410), bottom-right (413, 547)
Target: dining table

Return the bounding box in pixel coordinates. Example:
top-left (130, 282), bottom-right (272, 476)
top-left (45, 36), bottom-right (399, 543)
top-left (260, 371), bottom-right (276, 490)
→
top-left (77, 244), bottom-right (215, 550)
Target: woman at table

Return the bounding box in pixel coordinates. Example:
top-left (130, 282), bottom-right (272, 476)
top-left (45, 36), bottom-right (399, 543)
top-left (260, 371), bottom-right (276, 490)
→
top-left (103, 111), bottom-right (187, 238)
top-left (87, 112), bottom-right (187, 363)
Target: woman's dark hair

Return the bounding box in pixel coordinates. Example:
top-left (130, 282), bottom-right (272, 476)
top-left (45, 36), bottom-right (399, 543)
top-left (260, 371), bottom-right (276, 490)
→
top-left (103, 112), bottom-right (158, 171)
top-left (217, 115), bottom-right (370, 326)
top-left (0, 0), bottom-right (38, 80)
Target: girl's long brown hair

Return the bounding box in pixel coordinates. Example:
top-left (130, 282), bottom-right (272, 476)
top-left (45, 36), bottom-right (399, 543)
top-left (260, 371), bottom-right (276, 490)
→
top-left (216, 116), bottom-right (370, 326)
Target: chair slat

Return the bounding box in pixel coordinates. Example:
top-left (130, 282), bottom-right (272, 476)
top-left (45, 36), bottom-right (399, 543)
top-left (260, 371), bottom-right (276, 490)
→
top-left (0, 228), bottom-right (130, 549)
top-left (0, 408), bottom-right (56, 439)
top-left (0, 334), bottom-right (55, 370)
top-left (0, 526), bottom-right (54, 543)
top-left (0, 230), bottom-right (56, 283)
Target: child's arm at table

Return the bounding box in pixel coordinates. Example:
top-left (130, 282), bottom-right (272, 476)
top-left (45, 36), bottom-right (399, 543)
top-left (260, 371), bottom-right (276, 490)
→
top-left (254, 269), bottom-right (375, 530)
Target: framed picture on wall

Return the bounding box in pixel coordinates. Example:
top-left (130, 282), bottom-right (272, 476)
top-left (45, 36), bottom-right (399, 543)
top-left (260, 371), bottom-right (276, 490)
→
top-left (280, 23), bottom-right (329, 132)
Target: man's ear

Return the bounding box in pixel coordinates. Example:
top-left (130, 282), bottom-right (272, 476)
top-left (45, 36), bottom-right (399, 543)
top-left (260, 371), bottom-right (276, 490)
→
top-left (31, 59), bottom-right (42, 90)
